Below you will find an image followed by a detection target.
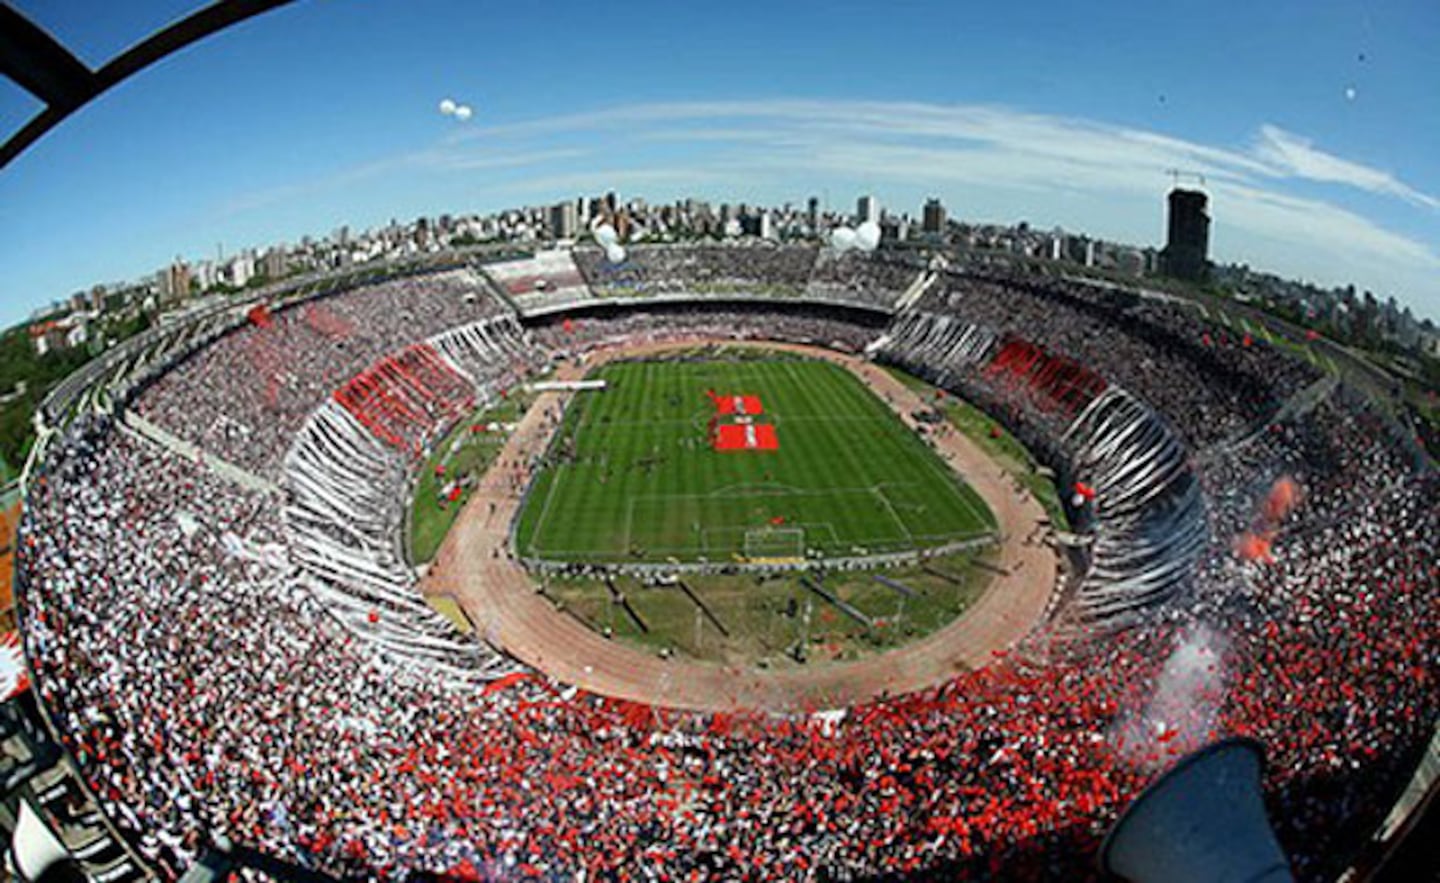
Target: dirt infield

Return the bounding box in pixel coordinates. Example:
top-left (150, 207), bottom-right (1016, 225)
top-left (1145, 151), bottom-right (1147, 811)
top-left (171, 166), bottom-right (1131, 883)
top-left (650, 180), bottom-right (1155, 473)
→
top-left (422, 340), bottom-right (1058, 713)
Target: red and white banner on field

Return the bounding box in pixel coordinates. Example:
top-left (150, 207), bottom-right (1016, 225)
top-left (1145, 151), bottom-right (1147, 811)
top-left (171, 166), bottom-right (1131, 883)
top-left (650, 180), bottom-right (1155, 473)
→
top-left (707, 391), bottom-right (764, 416)
top-left (714, 423), bottom-right (779, 451)
top-left (706, 390), bottom-right (778, 452)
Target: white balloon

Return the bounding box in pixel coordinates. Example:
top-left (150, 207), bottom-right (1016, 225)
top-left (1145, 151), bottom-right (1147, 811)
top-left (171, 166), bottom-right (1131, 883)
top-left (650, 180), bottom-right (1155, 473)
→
top-left (439, 98), bottom-right (457, 115)
top-left (605, 243), bottom-right (627, 263)
top-left (855, 220), bottom-right (881, 251)
top-left (830, 227), bottom-right (857, 251)
top-left (454, 105), bottom-right (473, 121)
top-left (595, 223), bottom-right (619, 245)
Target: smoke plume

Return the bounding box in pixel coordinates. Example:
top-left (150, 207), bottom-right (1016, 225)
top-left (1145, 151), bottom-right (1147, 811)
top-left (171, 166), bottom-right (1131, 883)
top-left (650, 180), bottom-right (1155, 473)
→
top-left (1113, 624), bottom-right (1229, 771)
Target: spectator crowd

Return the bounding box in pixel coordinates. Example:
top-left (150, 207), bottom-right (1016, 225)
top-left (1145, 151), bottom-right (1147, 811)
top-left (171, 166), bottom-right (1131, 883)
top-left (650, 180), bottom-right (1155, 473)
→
top-left (13, 259), bottom-right (1437, 882)
top-left (135, 270), bottom-right (506, 480)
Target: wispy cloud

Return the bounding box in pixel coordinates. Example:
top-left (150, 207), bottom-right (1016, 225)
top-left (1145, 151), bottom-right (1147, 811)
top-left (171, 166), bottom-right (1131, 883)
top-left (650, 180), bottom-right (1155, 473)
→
top-left (1252, 124), bottom-right (1440, 210)
top-left (461, 99), bottom-right (1437, 211)
top-left (225, 98), bottom-right (1440, 311)
top-left (219, 148), bottom-right (588, 216)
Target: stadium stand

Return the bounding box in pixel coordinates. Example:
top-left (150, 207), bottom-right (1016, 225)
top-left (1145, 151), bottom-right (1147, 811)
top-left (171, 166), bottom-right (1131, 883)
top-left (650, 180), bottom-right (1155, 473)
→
top-left (572, 243), bottom-right (819, 302)
top-left (481, 250), bottom-right (596, 315)
top-left (11, 255), bottom-right (1436, 881)
top-left (133, 269), bottom-right (505, 480)
top-left (805, 249), bottom-right (924, 309)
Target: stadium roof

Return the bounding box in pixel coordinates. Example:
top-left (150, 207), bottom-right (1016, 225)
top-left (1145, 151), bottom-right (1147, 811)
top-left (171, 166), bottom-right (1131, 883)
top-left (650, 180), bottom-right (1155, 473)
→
top-left (0, 0), bottom-right (294, 169)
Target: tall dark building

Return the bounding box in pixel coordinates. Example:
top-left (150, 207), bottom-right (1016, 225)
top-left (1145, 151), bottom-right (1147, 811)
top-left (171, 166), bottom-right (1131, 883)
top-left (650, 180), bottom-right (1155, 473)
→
top-left (922, 197), bottom-right (946, 235)
top-left (1161, 188), bottom-right (1210, 282)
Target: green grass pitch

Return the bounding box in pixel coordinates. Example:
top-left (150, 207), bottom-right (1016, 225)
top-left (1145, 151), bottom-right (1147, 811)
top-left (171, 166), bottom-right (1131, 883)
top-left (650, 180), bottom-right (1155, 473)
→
top-left (514, 354), bottom-right (997, 562)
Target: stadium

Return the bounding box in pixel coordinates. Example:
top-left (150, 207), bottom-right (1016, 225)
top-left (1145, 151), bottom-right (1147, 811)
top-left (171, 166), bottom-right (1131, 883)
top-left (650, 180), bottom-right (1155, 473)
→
top-left (1, 3), bottom-right (1438, 882)
top-left (2, 234), bottom-right (1434, 881)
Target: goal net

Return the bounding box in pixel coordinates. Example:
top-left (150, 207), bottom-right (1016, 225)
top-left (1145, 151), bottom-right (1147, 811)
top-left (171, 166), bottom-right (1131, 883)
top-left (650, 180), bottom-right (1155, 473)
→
top-left (743, 526), bottom-right (806, 561)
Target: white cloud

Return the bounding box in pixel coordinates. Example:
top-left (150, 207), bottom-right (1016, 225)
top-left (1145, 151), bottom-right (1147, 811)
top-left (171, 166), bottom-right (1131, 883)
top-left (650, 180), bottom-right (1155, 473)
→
top-left (220, 148), bottom-right (584, 216)
top-left (239, 98), bottom-right (1440, 314)
top-left (1252, 124), bottom-right (1439, 210)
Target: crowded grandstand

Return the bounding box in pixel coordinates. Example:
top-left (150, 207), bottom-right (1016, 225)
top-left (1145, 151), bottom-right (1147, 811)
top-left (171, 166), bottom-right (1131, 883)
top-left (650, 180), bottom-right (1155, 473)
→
top-left (9, 241), bottom-right (1438, 882)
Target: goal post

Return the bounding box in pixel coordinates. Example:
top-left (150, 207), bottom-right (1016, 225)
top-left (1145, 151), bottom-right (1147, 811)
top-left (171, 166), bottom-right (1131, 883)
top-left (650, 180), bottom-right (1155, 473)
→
top-left (743, 526), bottom-right (806, 562)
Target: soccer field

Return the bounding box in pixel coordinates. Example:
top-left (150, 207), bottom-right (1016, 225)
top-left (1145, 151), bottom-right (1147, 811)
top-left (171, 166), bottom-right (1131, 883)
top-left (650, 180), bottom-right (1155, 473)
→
top-left (514, 353), bottom-right (997, 562)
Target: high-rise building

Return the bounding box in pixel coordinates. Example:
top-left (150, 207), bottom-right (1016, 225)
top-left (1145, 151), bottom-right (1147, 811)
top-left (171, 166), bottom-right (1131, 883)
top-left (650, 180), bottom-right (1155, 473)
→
top-left (262, 247), bottom-right (287, 279)
top-left (922, 198), bottom-right (946, 234)
top-left (739, 210), bottom-right (775, 240)
top-left (549, 201), bottom-right (578, 240)
top-left (1161, 188), bottom-right (1210, 282)
top-left (806, 196), bottom-right (820, 231)
top-left (228, 254), bottom-right (254, 289)
top-left (880, 215), bottom-right (908, 243)
top-left (156, 260), bottom-right (191, 303)
top-left (193, 260), bottom-right (218, 292)
top-left (856, 195), bottom-right (879, 224)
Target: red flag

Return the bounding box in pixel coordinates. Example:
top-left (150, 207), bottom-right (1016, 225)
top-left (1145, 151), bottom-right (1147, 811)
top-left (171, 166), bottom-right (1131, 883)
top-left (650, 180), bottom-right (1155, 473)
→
top-left (483, 672), bottom-right (531, 695)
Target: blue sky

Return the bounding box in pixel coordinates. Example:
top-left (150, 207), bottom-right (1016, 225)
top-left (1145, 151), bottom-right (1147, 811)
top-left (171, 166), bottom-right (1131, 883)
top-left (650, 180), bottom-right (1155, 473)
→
top-left (1, 0), bottom-right (1437, 327)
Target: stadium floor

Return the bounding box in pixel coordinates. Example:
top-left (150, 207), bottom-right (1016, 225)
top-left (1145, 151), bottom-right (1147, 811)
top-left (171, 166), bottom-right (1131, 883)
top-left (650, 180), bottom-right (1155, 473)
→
top-left (422, 339), bottom-right (1059, 712)
top-left (514, 353), bottom-right (996, 563)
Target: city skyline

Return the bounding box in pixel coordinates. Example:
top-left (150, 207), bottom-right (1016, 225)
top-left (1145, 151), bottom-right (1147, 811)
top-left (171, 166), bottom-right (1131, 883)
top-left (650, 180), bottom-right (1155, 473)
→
top-left (1, 0), bottom-right (1437, 327)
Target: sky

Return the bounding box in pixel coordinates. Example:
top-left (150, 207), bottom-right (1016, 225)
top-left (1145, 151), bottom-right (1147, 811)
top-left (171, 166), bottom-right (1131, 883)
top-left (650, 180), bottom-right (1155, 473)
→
top-left (0, 0), bottom-right (1437, 328)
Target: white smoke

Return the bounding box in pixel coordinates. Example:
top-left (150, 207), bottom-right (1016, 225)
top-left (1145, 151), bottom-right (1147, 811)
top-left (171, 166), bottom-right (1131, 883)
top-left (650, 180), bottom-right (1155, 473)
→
top-left (594, 222), bottom-right (619, 245)
top-left (438, 98), bottom-right (474, 121)
top-left (855, 219), bottom-right (881, 250)
top-left (828, 220), bottom-right (880, 253)
top-left (1113, 624), bottom-right (1229, 770)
